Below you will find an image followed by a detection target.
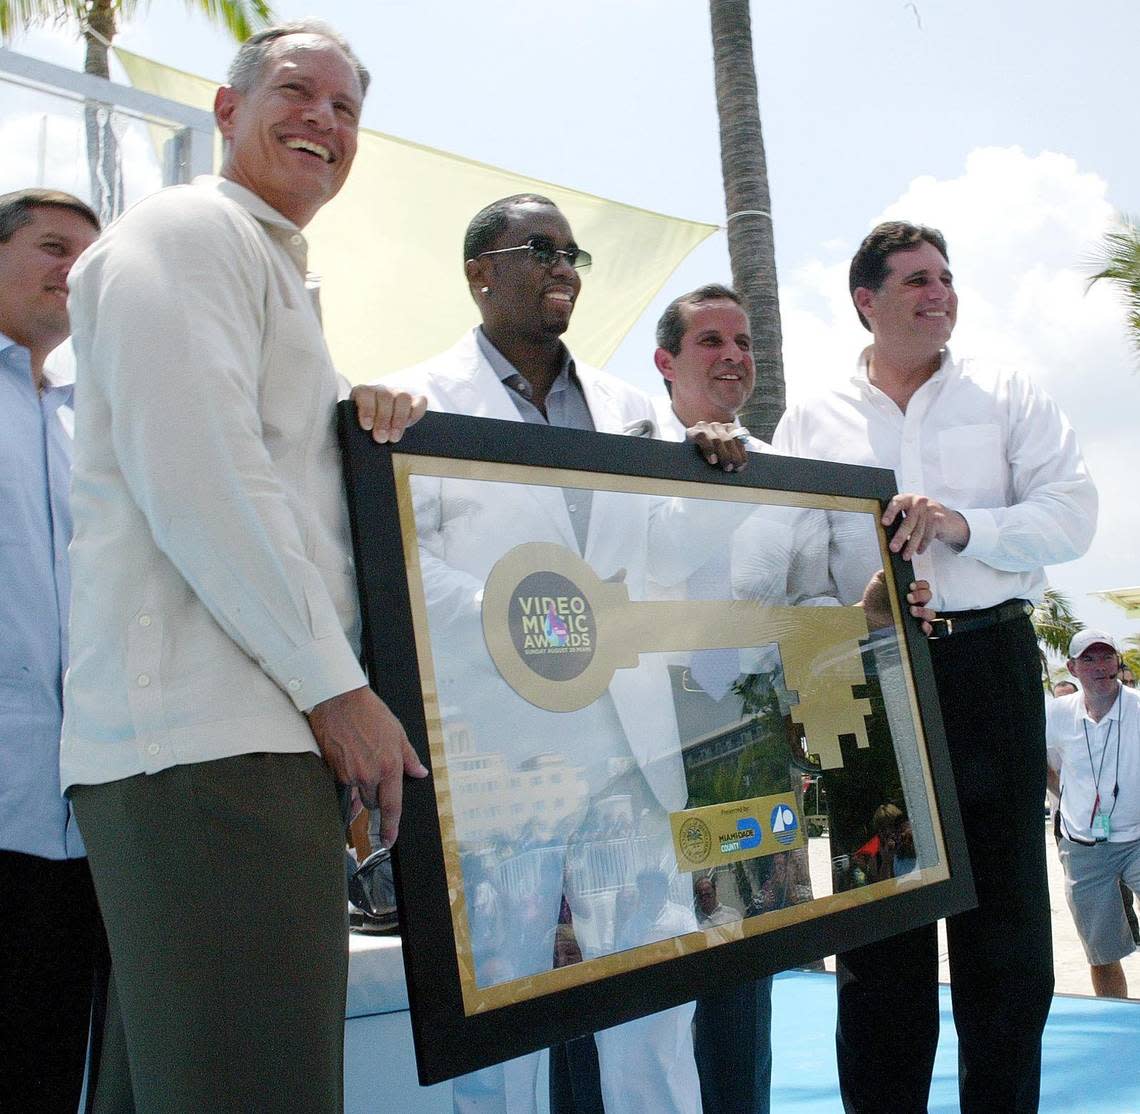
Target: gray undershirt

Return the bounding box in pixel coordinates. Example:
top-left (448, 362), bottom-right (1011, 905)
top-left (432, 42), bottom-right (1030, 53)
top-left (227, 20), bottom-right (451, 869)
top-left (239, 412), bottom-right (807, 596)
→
top-left (476, 326), bottom-right (595, 552)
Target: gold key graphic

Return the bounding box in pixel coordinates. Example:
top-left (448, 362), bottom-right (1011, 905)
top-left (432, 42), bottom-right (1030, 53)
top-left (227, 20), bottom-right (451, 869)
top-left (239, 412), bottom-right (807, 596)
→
top-left (480, 542), bottom-right (872, 770)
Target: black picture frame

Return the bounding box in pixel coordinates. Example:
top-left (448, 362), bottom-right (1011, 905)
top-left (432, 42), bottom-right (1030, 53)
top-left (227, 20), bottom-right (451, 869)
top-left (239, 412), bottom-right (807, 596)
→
top-left (337, 405), bottom-right (974, 1086)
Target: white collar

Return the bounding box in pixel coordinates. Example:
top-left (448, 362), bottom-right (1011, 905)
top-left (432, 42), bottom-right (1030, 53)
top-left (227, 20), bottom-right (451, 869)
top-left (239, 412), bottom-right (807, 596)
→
top-left (193, 175), bottom-right (305, 236)
top-left (854, 345), bottom-right (953, 396)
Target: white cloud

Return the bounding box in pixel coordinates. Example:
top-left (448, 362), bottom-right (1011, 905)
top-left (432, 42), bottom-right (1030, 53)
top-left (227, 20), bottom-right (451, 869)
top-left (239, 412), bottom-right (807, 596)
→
top-left (780, 145), bottom-right (1140, 642)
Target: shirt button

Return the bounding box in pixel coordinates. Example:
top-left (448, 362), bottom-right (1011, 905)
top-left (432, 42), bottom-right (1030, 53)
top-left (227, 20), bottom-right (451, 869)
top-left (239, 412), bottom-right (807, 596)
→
top-left (137, 673), bottom-right (151, 687)
top-left (138, 614), bottom-right (152, 627)
top-left (290, 234), bottom-right (303, 246)
top-left (288, 678), bottom-right (303, 692)
top-left (146, 743), bottom-right (161, 756)
top-left (567, 503), bottom-right (577, 513)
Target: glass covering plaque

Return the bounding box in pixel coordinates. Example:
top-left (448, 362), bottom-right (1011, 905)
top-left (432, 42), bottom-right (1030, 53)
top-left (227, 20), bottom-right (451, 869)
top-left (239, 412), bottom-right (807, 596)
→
top-left (338, 407), bottom-right (974, 1085)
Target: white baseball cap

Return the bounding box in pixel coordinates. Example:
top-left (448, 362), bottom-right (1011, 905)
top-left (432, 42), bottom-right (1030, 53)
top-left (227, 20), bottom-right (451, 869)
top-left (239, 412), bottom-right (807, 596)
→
top-left (1068, 629), bottom-right (1120, 659)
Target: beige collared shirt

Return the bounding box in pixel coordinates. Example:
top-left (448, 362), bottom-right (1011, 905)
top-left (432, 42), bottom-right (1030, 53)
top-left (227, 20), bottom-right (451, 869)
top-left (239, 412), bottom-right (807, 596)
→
top-left (62, 176), bottom-right (366, 789)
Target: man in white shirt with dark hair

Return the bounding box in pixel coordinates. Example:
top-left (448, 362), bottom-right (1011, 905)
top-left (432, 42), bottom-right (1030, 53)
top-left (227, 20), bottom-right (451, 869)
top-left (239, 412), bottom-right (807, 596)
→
top-left (1048, 630), bottom-right (1140, 999)
top-left (651, 283), bottom-right (776, 1114)
top-left (774, 220), bottom-right (1097, 1113)
top-left (651, 283), bottom-right (935, 1114)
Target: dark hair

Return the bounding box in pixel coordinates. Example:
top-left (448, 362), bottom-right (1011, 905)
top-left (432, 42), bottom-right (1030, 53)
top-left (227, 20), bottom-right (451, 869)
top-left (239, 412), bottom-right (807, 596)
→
top-left (655, 283), bottom-right (744, 355)
top-left (0, 188), bottom-right (99, 243)
top-left (227, 20), bottom-right (370, 97)
top-left (463, 194), bottom-right (558, 262)
top-left (848, 221), bottom-right (949, 330)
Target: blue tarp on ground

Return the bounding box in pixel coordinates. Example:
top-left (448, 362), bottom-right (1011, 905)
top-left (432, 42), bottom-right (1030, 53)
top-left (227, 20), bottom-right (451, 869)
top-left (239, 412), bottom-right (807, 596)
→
top-left (770, 970), bottom-right (1140, 1112)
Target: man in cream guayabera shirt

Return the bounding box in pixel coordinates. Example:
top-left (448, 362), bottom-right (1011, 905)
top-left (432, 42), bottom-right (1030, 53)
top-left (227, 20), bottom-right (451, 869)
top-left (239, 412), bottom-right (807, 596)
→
top-left (61, 22), bottom-right (425, 1114)
top-left (774, 221), bottom-right (1097, 1114)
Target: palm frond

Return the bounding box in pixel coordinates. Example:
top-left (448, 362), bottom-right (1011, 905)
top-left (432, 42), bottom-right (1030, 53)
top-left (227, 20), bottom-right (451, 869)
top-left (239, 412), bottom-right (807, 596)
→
top-left (1, 0), bottom-right (269, 43)
top-left (182, 0), bottom-right (272, 42)
top-left (1031, 587), bottom-right (1082, 658)
top-left (0, 1), bottom-right (85, 38)
top-left (1088, 215), bottom-right (1140, 363)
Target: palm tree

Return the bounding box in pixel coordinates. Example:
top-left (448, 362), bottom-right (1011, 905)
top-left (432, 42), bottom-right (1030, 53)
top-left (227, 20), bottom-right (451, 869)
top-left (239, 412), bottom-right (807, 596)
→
top-left (1031, 587), bottom-right (1082, 687)
top-left (0, 1), bottom-right (271, 222)
top-left (1118, 637), bottom-right (1140, 683)
top-left (1088, 215), bottom-right (1140, 364)
top-left (1122, 645), bottom-right (1140, 681)
top-left (709, 0), bottom-right (785, 441)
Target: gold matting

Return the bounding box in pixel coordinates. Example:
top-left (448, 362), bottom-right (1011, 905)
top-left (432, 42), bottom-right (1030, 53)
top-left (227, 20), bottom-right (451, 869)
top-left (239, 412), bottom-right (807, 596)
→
top-left (390, 451), bottom-right (951, 1018)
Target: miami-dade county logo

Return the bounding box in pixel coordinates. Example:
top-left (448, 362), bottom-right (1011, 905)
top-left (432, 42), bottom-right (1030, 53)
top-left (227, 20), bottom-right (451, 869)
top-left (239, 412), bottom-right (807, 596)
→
top-left (719, 816), bottom-right (761, 855)
top-left (507, 570), bottom-right (596, 682)
top-left (770, 802), bottom-right (800, 846)
top-left (677, 817), bottom-right (712, 865)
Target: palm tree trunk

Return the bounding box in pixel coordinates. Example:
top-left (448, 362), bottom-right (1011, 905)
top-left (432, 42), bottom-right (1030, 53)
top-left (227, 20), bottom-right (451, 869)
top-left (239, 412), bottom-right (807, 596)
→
top-left (83, 0), bottom-right (123, 225)
top-left (710, 0), bottom-right (784, 441)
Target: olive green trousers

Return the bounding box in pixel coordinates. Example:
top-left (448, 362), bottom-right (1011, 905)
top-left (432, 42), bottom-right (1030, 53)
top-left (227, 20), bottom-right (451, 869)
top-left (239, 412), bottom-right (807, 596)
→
top-left (72, 752), bottom-right (348, 1114)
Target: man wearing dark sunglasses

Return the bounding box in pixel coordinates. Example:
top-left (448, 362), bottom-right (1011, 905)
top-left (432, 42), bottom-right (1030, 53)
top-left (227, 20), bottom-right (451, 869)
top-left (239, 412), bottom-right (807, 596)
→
top-left (365, 194), bottom-right (756, 1114)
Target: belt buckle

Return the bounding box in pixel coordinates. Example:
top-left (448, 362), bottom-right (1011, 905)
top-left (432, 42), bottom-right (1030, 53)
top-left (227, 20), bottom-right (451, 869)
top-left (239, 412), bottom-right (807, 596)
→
top-left (927, 616), bottom-right (955, 640)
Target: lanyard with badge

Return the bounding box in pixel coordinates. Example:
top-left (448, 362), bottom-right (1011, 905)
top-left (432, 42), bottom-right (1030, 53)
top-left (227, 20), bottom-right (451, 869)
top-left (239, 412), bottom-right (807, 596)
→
top-left (1084, 685), bottom-right (1122, 841)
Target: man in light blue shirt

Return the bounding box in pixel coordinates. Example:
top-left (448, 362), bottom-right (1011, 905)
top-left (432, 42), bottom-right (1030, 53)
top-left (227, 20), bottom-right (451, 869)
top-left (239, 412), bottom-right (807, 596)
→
top-left (0, 187), bottom-right (100, 1113)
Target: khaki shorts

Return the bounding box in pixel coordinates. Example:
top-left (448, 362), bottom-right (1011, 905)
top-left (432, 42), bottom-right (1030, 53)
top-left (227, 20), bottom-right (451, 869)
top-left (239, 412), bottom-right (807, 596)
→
top-left (1058, 836), bottom-right (1140, 966)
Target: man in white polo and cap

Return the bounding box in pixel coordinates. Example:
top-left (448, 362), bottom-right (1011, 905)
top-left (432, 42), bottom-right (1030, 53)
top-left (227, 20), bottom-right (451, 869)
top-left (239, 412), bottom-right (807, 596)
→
top-left (1048, 629), bottom-right (1140, 998)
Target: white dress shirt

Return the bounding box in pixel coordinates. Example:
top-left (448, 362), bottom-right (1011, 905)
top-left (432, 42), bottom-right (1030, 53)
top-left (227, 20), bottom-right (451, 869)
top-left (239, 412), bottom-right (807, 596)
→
top-left (61, 177), bottom-right (366, 790)
top-left (772, 347), bottom-right (1097, 612)
top-left (1048, 685), bottom-right (1140, 844)
top-left (650, 398), bottom-right (837, 611)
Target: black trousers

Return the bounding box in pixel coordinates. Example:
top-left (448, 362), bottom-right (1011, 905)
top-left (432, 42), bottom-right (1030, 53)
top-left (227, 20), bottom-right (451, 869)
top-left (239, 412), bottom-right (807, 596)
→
top-left (836, 613), bottom-right (1054, 1113)
top-left (693, 975), bottom-right (773, 1114)
top-left (0, 850), bottom-right (104, 1114)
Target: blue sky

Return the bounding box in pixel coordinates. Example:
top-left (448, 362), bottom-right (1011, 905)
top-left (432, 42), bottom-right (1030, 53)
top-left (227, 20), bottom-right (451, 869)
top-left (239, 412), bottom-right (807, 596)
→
top-left (5, 0), bottom-right (1140, 657)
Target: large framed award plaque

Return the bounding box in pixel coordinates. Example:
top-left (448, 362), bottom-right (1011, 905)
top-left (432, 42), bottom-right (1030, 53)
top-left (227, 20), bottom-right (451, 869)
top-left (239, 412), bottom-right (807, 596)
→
top-left (337, 405), bottom-right (974, 1085)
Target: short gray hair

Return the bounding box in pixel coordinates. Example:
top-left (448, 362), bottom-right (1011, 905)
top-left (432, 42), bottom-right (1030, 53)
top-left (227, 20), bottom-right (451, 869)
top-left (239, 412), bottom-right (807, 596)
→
top-left (227, 20), bottom-right (370, 97)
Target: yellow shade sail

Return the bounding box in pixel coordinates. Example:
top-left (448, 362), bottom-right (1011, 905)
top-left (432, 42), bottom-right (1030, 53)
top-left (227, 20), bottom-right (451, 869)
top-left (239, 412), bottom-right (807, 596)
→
top-left (1094, 588), bottom-right (1140, 619)
top-left (116, 48), bottom-right (716, 384)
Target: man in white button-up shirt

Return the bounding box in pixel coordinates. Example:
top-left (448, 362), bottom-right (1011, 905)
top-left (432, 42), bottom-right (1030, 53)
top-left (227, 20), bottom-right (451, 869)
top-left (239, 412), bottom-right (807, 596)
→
top-left (652, 285), bottom-right (777, 1114)
top-left (62, 22), bottom-right (425, 1113)
top-left (1047, 631), bottom-right (1140, 999)
top-left (653, 283), bottom-right (938, 1114)
top-left (774, 222), bottom-right (1097, 1113)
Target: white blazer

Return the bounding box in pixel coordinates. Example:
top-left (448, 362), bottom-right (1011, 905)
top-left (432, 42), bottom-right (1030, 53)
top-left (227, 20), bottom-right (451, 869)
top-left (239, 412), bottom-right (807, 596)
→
top-left (386, 330), bottom-right (715, 811)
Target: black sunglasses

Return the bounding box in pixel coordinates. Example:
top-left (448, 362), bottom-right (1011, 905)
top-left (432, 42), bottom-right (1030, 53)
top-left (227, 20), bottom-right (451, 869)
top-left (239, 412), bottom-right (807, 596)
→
top-left (477, 236), bottom-right (592, 272)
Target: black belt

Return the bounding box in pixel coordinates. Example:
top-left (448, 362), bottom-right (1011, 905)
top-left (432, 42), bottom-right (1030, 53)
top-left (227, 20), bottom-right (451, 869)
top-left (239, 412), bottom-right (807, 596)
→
top-left (927, 598), bottom-right (1033, 639)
